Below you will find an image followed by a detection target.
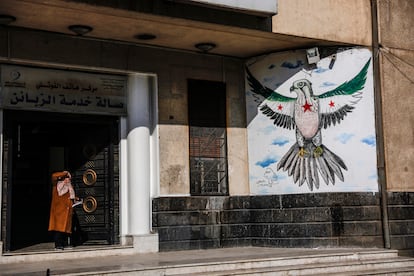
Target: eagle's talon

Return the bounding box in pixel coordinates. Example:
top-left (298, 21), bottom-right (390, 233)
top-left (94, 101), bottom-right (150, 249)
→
top-left (298, 147), bottom-right (308, 157)
top-left (314, 146), bottom-right (323, 157)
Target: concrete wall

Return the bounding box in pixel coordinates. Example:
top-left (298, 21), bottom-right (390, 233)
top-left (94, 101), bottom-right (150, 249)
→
top-left (377, 0), bottom-right (414, 191)
top-left (0, 27), bottom-right (250, 196)
top-left (157, 58), bottom-right (249, 195)
top-left (272, 0), bottom-right (372, 46)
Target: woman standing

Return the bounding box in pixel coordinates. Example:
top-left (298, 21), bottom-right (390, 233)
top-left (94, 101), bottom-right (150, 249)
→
top-left (48, 170), bottom-right (76, 250)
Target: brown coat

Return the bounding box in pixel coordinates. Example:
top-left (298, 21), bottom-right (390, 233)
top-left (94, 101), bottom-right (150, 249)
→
top-left (48, 171), bottom-right (73, 234)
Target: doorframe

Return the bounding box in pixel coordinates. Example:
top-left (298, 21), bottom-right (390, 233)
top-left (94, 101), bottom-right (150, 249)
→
top-left (1, 109), bottom-right (120, 251)
top-left (0, 61), bottom-right (160, 254)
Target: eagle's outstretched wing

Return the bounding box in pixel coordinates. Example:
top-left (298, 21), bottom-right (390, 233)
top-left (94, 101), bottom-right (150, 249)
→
top-left (246, 67), bottom-right (297, 130)
top-left (317, 58), bottom-right (371, 129)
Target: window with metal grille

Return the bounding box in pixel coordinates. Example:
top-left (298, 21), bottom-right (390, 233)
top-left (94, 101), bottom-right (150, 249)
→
top-left (188, 79), bottom-right (228, 195)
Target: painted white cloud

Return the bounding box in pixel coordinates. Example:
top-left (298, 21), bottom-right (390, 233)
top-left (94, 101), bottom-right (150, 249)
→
top-left (336, 133), bottom-right (354, 144)
top-left (361, 135), bottom-right (376, 146)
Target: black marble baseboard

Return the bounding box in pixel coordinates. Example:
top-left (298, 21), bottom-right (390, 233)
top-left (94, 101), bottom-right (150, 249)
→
top-left (152, 192), bottom-right (413, 252)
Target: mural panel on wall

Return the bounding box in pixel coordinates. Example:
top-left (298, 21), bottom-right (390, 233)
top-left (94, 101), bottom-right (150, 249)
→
top-left (246, 48), bottom-right (378, 194)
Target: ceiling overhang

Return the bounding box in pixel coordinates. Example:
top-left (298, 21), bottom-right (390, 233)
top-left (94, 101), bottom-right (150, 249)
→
top-left (0, 0), bottom-right (339, 58)
top-left (170, 0), bottom-right (277, 16)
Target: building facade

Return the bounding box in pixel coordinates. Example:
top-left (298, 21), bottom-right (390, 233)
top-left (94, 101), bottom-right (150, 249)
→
top-left (0, 0), bottom-right (413, 260)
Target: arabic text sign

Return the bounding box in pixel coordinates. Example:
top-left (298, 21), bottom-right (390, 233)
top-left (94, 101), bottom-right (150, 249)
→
top-left (0, 65), bottom-right (127, 115)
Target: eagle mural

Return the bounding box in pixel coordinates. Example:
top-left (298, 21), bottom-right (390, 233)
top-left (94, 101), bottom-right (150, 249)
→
top-left (247, 58), bottom-right (371, 191)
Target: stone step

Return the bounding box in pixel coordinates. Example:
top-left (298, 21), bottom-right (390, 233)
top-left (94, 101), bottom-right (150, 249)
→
top-left (0, 245), bottom-right (135, 264)
top-left (50, 249), bottom-right (406, 276)
top-left (318, 265), bottom-right (414, 276)
top-left (184, 256), bottom-right (414, 276)
top-left (157, 250), bottom-right (401, 276)
top-left (2, 248), bottom-right (410, 275)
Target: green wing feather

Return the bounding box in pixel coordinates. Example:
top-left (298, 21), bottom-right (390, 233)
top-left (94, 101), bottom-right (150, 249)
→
top-left (318, 58), bottom-right (371, 99)
top-left (246, 66), bottom-right (296, 129)
top-left (246, 67), bottom-right (294, 102)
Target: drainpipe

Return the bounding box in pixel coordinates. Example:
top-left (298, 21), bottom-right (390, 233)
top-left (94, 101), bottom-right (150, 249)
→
top-left (371, 0), bottom-right (390, 249)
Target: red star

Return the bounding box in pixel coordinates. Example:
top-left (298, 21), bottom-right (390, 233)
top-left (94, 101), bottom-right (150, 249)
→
top-left (277, 104), bottom-right (283, 110)
top-left (329, 100), bottom-right (335, 107)
top-left (302, 101), bottom-right (313, 112)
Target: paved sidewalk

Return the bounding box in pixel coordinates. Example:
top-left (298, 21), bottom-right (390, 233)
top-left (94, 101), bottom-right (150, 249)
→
top-left (0, 247), bottom-right (396, 275)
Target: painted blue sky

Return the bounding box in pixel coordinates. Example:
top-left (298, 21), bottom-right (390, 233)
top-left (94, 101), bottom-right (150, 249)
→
top-left (336, 133), bottom-right (354, 144)
top-left (255, 155), bottom-right (278, 168)
top-left (272, 137), bottom-right (290, 146)
top-left (314, 67), bottom-right (329, 74)
top-left (362, 135), bottom-right (376, 146)
top-left (320, 81), bottom-right (336, 88)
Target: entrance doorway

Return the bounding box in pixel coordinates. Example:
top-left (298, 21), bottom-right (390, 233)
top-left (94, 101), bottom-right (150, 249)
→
top-left (2, 110), bottom-right (119, 251)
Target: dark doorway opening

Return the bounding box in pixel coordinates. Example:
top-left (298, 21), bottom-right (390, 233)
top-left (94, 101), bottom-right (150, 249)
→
top-left (3, 110), bottom-right (119, 251)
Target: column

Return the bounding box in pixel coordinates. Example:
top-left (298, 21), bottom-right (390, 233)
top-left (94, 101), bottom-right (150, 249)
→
top-left (0, 110), bottom-right (3, 252)
top-left (124, 74), bottom-right (158, 252)
top-left (119, 117), bottom-right (128, 238)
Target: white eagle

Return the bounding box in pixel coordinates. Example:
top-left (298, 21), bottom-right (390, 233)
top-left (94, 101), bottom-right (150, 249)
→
top-left (247, 58), bottom-right (371, 191)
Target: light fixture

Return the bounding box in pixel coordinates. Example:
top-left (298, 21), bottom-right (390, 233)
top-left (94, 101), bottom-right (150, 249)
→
top-left (135, 33), bottom-right (157, 40)
top-left (195, 42), bottom-right (216, 53)
top-left (0, 14), bottom-right (16, 25)
top-left (68, 25), bottom-right (93, 36)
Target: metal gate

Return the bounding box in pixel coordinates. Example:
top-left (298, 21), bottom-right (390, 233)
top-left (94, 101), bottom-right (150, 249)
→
top-left (68, 121), bottom-right (119, 245)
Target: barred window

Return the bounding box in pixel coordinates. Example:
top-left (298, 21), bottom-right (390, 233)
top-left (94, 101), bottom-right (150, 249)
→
top-left (188, 79), bottom-right (228, 195)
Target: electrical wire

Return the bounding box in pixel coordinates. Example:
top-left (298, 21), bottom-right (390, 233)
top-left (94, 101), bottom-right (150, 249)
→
top-left (380, 49), bottom-right (414, 85)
